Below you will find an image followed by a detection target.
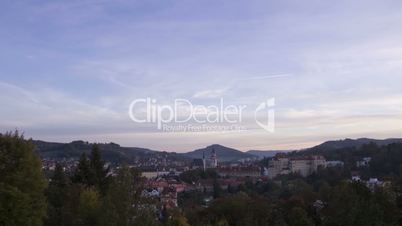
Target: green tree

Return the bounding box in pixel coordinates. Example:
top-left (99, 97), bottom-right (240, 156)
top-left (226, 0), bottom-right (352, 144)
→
top-left (201, 193), bottom-right (273, 226)
top-left (73, 153), bottom-right (91, 185)
top-left (78, 187), bottom-right (101, 226)
top-left (213, 179), bottom-right (222, 199)
top-left (287, 207), bottom-right (314, 226)
top-left (321, 182), bottom-right (399, 226)
top-left (166, 216), bottom-right (190, 226)
top-left (45, 163), bottom-right (69, 226)
top-left (101, 165), bottom-right (157, 226)
top-left (60, 184), bottom-right (84, 226)
top-left (73, 145), bottom-right (109, 191)
top-left (0, 132), bottom-right (47, 226)
top-left (89, 144), bottom-right (109, 194)
top-left (216, 218), bottom-right (229, 226)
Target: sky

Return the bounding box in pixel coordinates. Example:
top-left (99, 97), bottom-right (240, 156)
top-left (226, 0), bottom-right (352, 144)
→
top-left (1, 0), bottom-right (402, 152)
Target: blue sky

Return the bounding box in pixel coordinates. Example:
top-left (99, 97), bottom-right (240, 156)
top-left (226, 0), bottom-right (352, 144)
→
top-left (1, 0), bottom-right (402, 152)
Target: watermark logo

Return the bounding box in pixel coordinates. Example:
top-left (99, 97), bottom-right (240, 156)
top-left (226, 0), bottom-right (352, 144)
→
top-left (128, 98), bottom-right (275, 132)
top-left (254, 98), bottom-right (275, 133)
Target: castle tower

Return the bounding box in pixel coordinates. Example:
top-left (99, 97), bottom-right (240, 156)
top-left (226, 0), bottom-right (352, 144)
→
top-left (202, 150), bottom-right (206, 171)
top-left (211, 148), bottom-right (218, 168)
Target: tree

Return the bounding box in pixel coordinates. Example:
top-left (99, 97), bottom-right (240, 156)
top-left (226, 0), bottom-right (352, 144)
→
top-left (73, 145), bottom-right (109, 192)
top-left (179, 169), bottom-right (218, 184)
top-left (163, 208), bottom-right (190, 226)
top-left (45, 163), bottom-right (69, 226)
top-left (200, 193), bottom-right (273, 226)
top-left (216, 218), bottom-right (229, 226)
top-left (100, 165), bottom-right (157, 226)
top-left (0, 132), bottom-right (47, 226)
top-left (60, 184), bottom-right (84, 226)
top-left (321, 182), bottom-right (399, 226)
top-left (287, 207), bottom-right (314, 226)
top-left (73, 153), bottom-right (91, 185)
top-left (213, 179), bottom-right (222, 199)
top-left (89, 144), bottom-right (109, 194)
top-left (78, 187), bottom-right (101, 226)
top-left (166, 216), bottom-right (190, 226)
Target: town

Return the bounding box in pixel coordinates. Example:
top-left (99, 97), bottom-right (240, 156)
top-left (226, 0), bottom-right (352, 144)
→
top-left (40, 143), bottom-right (390, 212)
top-left (4, 136), bottom-right (402, 226)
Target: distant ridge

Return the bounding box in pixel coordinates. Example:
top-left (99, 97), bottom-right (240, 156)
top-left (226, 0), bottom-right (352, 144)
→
top-left (289, 138), bottom-right (402, 156)
top-left (32, 138), bottom-right (402, 163)
top-left (33, 140), bottom-right (187, 164)
top-left (33, 141), bottom-right (257, 163)
top-left (310, 138), bottom-right (402, 150)
top-left (183, 144), bottom-right (256, 162)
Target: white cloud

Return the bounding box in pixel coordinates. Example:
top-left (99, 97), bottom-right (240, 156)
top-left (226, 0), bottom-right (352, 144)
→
top-left (193, 89), bottom-right (227, 98)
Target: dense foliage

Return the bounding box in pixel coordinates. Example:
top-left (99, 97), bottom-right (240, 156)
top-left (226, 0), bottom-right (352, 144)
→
top-left (0, 132), bottom-right (47, 226)
top-left (182, 179), bottom-right (400, 226)
top-left (3, 133), bottom-right (402, 226)
top-left (43, 145), bottom-right (161, 226)
top-left (179, 169), bottom-right (219, 184)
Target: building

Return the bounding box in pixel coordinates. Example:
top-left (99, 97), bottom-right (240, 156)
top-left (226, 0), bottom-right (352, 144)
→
top-left (142, 188), bottom-right (160, 198)
top-left (267, 155), bottom-right (326, 178)
top-left (203, 150), bottom-right (206, 170)
top-left (349, 176), bottom-right (391, 192)
top-left (290, 156), bottom-right (326, 177)
top-left (142, 171), bottom-right (159, 179)
top-left (141, 171), bottom-right (170, 179)
top-left (210, 148), bottom-right (218, 168)
top-left (267, 156), bottom-right (291, 178)
top-left (196, 148), bottom-right (218, 171)
top-left (191, 159), bottom-right (204, 169)
top-left (326, 160), bottom-right (344, 168)
top-left (356, 157), bottom-right (371, 167)
top-left (160, 187), bottom-right (178, 209)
